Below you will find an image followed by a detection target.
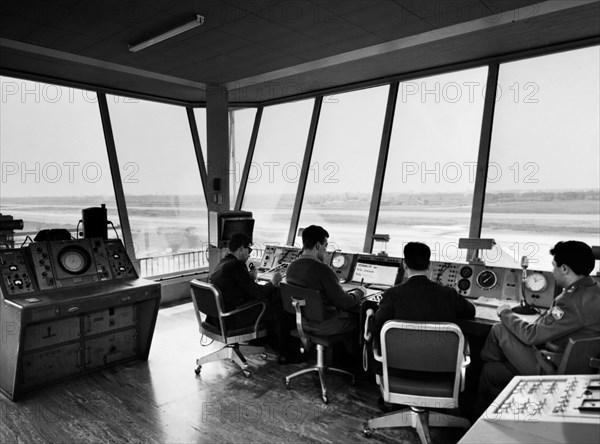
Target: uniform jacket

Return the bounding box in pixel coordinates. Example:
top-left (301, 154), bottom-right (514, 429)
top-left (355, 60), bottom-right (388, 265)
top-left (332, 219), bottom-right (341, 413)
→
top-left (499, 275), bottom-right (600, 352)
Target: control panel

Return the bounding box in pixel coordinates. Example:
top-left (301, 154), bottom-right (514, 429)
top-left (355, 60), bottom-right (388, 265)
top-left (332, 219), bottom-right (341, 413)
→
top-left (258, 245), bottom-right (302, 280)
top-left (429, 261), bottom-right (556, 309)
top-left (0, 237), bottom-right (159, 400)
top-left (482, 375), bottom-right (600, 443)
top-left (0, 249), bottom-right (36, 296)
top-left (327, 251), bottom-right (357, 282)
top-left (0, 238), bottom-right (139, 298)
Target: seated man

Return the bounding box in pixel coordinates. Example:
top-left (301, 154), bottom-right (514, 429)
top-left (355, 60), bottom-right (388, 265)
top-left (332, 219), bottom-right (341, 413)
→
top-left (209, 233), bottom-right (285, 356)
top-left (475, 240), bottom-right (600, 417)
top-left (369, 241), bottom-right (476, 349)
top-left (285, 225), bottom-right (366, 336)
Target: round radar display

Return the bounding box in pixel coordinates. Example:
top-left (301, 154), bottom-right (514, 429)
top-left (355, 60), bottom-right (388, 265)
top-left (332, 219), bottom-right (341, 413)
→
top-left (524, 272), bottom-right (548, 292)
top-left (331, 254), bottom-right (346, 269)
top-left (58, 246), bottom-right (91, 275)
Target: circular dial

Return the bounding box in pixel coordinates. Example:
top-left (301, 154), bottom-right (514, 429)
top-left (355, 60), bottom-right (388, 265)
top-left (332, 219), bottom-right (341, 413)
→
top-left (476, 270), bottom-right (498, 290)
top-left (459, 266), bottom-right (473, 278)
top-left (58, 247), bottom-right (91, 275)
top-left (524, 272), bottom-right (548, 292)
top-left (331, 254), bottom-right (346, 269)
top-left (457, 279), bottom-right (471, 291)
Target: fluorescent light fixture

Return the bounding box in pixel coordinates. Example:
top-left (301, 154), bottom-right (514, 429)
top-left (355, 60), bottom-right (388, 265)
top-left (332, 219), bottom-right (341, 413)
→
top-left (129, 14), bottom-right (204, 53)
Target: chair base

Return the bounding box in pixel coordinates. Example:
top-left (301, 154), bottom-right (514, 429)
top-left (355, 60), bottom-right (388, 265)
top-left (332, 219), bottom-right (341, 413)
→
top-left (284, 344), bottom-right (354, 403)
top-left (195, 343), bottom-right (266, 377)
top-left (364, 407), bottom-right (470, 444)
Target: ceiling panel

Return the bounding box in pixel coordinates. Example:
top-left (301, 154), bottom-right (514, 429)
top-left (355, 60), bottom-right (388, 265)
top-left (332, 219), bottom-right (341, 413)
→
top-left (0, 0), bottom-right (598, 104)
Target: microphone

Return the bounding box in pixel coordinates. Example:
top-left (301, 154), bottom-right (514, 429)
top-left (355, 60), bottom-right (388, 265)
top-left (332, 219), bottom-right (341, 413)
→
top-left (513, 255), bottom-right (537, 315)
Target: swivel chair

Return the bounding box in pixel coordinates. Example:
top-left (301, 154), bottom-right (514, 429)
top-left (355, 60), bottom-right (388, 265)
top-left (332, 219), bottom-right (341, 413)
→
top-left (280, 282), bottom-right (355, 404)
top-left (537, 335), bottom-right (600, 375)
top-left (363, 321), bottom-right (471, 444)
top-left (190, 279), bottom-right (267, 378)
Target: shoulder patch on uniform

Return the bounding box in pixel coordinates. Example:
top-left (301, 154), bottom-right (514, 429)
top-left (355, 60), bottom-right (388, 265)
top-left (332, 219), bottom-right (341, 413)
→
top-left (550, 306), bottom-right (564, 320)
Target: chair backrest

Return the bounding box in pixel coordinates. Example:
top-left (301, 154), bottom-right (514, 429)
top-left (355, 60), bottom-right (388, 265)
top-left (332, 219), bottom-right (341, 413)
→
top-left (280, 282), bottom-right (326, 322)
top-left (380, 321), bottom-right (465, 404)
top-left (190, 279), bottom-right (226, 334)
top-left (558, 335), bottom-right (600, 374)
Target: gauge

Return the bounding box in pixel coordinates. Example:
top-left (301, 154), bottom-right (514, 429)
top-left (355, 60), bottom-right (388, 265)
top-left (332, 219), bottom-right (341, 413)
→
top-left (524, 272), bottom-right (548, 292)
top-left (459, 266), bottom-right (473, 278)
top-left (58, 247), bottom-right (91, 275)
top-left (457, 279), bottom-right (471, 291)
top-left (476, 270), bottom-right (497, 290)
top-left (331, 254), bottom-right (346, 269)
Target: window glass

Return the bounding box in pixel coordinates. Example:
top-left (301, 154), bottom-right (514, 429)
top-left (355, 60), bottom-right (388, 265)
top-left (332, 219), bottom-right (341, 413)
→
top-left (0, 76), bottom-right (119, 244)
top-left (298, 87), bottom-right (388, 252)
top-left (378, 67), bottom-right (488, 262)
top-left (229, 108), bottom-right (257, 205)
top-left (482, 46), bottom-right (600, 273)
top-left (242, 100), bottom-right (314, 248)
top-left (108, 96), bottom-right (207, 276)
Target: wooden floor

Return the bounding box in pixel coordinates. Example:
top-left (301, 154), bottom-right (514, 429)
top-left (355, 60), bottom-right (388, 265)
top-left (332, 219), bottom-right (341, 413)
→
top-left (1, 302), bottom-right (469, 444)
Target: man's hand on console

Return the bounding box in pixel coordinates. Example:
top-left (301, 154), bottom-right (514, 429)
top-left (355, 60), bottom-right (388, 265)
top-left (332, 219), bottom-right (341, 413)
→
top-left (496, 304), bottom-right (512, 316)
top-left (271, 271), bottom-right (282, 287)
top-left (354, 286), bottom-right (369, 298)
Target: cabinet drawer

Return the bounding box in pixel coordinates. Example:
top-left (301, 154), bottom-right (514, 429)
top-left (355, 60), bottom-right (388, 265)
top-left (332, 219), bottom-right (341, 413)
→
top-left (85, 328), bottom-right (137, 370)
top-left (23, 317), bottom-right (81, 351)
top-left (21, 343), bottom-right (81, 389)
top-left (84, 305), bottom-right (136, 336)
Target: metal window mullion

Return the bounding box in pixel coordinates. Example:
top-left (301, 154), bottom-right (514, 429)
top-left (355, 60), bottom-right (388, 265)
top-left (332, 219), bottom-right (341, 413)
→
top-left (363, 83), bottom-right (399, 253)
top-left (235, 107), bottom-right (263, 211)
top-left (287, 97), bottom-right (323, 246)
top-left (186, 107), bottom-right (209, 206)
top-left (468, 64), bottom-right (500, 246)
top-left (97, 93), bottom-right (135, 261)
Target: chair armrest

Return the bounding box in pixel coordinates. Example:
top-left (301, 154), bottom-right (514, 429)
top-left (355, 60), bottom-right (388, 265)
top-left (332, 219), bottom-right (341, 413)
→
top-left (220, 300), bottom-right (267, 334)
top-left (363, 308), bottom-right (375, 342)
top-left (373, 347), bottom-right (383, 363)
top-left (535, 349), bottom-right (562, 375)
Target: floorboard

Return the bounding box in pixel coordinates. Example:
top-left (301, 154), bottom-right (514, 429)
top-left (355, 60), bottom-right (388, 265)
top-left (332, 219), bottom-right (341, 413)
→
top-left (1, 302), bottom-right (469, 443)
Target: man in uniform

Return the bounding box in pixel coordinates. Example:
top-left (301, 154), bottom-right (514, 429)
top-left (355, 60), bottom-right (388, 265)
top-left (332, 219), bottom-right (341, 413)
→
top-left (475, 240), bottom-right (600, 416)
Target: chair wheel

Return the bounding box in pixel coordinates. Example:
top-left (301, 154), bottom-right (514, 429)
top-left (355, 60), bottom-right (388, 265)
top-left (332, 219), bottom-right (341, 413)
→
top-left (194, 365), bottom-right (201, 375)
top-left (261, 353), bottom-right (268, 360)
top-left (322, 395), bottom-right (329, 404)
top-left (285, 380), bottom-right (291, 390)
top-left (363, 426), bottom-right (373, 437)
top-left (243, 369), bottom-right (252, 378)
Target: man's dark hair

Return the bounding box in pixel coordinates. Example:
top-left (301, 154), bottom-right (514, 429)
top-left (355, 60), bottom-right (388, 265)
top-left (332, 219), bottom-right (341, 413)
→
top-left (550, 241), bottom-right (595, 276)
top-left (228, 233), bottom-right (251, 252)
top-left (403, 242), bottom-right (431, 271)
top-left (302, 225), bottom-right (329, 250)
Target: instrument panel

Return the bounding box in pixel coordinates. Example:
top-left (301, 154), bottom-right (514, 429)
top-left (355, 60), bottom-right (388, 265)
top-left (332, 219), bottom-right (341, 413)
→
top-left (429, 261), bottom-right (556, 308)
top-left (257, 245), bottom-right (558, 309)
top-left (0, 238), bottom-right (138, 297)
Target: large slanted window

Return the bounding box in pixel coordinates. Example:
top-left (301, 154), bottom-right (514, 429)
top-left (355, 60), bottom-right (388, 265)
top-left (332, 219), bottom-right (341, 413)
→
top-left (108, 96), bottom-right (207, 276)
top-left (0, 76), bottom-right (118, 243)
top-left (229, 108), bottom-right (257, 205)
top-left (242, 100), bottom-right (314, 249)
top-left (377, 67), bottom-right (488, 262)
top-left (298, 87), bottom-right (388, 252)
top-left (481, 46), bottom-right (600, 272)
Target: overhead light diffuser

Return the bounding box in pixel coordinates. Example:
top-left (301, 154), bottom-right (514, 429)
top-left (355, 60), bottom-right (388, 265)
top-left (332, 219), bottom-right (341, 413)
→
top-left (129, 14), bottom-right (204, 53)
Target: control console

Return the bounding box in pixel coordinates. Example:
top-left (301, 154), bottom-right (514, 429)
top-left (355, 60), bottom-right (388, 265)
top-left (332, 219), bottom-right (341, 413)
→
top-left (480, 375), bottom-right (600, 443)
